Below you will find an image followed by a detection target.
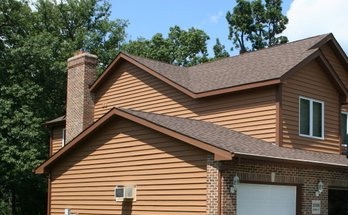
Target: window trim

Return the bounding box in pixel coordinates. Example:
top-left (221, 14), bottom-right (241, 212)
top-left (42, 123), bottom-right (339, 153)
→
top-left (62, 128), bottom-right (66, 147)
top-left (298, 96), bottom-right (324, 139)
top-left (341, 112), bottom-right (348, 147)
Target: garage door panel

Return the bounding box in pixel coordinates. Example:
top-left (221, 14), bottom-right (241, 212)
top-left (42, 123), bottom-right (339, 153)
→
top-left (237, 183), bottom-right (296, 215)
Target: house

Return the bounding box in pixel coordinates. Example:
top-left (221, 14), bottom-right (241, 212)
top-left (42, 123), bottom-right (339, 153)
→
top-left (35, 33), bottom-right (348, 215)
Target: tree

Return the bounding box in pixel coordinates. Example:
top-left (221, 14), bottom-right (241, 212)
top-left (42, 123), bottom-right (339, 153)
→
top-left (263, 0), bottom-right (288, 46)
top-left (0, 1), bottom-right (45, 214)
top-left (226, 0), bottom-right (253, 53)
top-left (226, 0), bottom-right (288, 53)
top-left (213, 38), bottom-right (230, 59)
top-left (34, 0), bottom-right (128, 73)
top-left (122, 25), bottom-right (210, 66)
top-left (0, 0), bottom-right (128, 214)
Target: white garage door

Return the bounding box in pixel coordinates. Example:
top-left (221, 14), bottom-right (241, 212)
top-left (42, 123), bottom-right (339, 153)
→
top-left (237, 183), bottom-right (297, 215)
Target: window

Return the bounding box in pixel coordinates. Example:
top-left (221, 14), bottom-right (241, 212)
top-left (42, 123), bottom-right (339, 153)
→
top-left (62, 128), bottom-right (66, 147)
top-left (341, 112), bottom-right (348, 147)
top-left (299, 97), bottom-right (324, 139)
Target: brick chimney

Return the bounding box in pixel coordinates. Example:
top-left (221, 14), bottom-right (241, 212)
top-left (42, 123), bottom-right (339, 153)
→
top-left (66, 51), bottom-right (97, 142)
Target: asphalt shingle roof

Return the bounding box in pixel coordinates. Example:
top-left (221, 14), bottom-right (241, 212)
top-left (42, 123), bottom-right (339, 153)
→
top-left (126, 34), bottom-right (328, 93)
top-left (120, 108), bottom-right (348, 167)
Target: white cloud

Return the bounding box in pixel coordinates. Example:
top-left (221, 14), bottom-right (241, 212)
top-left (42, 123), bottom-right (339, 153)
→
top-left (283, 0), bottom-right (348, 54)
top-left (209, 11), bottom-right (224, 24)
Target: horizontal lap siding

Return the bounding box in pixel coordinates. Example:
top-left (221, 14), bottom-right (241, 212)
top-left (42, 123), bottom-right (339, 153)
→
top-left (93, 62), bottom-right (193, 119)
top-left (192, 91), bottom-right (276, 142)
top-left (282, 60), bottom-right (340, 153)
top-left (94, 62), bottom-right (276, 143)
top-left (51, 127), bottom-right (63, 155)
top-left (50, 118), bottom-right (208, 215)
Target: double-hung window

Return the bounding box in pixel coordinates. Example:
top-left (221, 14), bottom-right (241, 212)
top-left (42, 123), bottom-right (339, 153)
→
top-left (299, 97), bottom-right (324, 139)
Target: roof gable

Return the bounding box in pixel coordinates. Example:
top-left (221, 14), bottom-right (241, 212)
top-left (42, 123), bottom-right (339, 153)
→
top-left (91, 53), bottom-right (195, 97)
top-left (35, 108), bottom-right (232, 174)
top-left (313, 34), bottom-right (348, 68)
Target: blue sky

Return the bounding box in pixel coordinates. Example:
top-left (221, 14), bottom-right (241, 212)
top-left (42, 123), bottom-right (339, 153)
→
top-left (111, 0), bottom-right (348, 56)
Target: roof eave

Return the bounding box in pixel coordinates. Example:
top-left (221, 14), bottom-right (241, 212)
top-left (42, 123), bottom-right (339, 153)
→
top-left (235, 152), bottom-right (348, 169)
top-left (43, 115), bottom-right (66, 128)
top-left (44, 120), bottom-right (66, 128)
top-left (194, 79), bottom-right (281, 98)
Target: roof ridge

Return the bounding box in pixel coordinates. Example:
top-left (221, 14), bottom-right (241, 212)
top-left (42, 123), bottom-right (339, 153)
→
top-left (189, 33), bottom-right (330, 70)
top-left (121, 51), bottom-right (188, 70)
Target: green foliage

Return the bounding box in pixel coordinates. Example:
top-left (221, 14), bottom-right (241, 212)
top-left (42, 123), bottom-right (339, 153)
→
top-left (226, 0), bottom-right (288, 53)
top-left (33, 0), bottom-right (128, 74)
top-left (226, 0), bottom-right (253, 53)
top-left (263, 0), bottom-right (288, 46)
top-left (122, 25), bottom-right (210, 66)
top-left (0, 0), bottom-right (128, 214)
top-left (213, 38), bottom-right (230, 59)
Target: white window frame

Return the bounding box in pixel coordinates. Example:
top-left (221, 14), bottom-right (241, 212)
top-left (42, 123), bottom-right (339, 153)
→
top-left (299, 96), bottom-right (324, 139)
top-left (62, 128), bottom-right (66, 147)
top-left (341, 112), bottom-right (348, 147)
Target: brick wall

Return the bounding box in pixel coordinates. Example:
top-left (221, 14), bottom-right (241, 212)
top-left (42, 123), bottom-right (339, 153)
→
top-left (66, 52), bottom-right (97, 142)
top-left (219, 159), bottom-right (348, 215)
top-left (207, 154), bottom-right (220, 215)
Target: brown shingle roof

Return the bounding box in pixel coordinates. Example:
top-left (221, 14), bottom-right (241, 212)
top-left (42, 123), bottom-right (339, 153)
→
top-left (121, 108), bottom-right (348, 167)
top-left (123, 34), bottom-right (329, 93)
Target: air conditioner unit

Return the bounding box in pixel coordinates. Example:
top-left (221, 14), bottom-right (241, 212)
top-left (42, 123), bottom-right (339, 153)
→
top-left (64, 208), bottom-right (71, 215)
top-left (115, 185), bottom-right (136, 201)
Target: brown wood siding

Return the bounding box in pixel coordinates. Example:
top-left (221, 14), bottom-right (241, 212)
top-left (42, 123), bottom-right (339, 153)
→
top-left (94, 62), bottom-right (277, 143)
top-left (50, 118), bottom-right (208, 215)
top-left (321, 44), bottom-right (348, 90)
top-left (282, 60), bottom-right (340, 153)
top-left (51, 127), bottom-right (63, 155)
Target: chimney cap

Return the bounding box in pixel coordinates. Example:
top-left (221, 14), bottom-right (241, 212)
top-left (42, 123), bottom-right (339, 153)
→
top-left (68, 51), bottom-right (97, 62)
